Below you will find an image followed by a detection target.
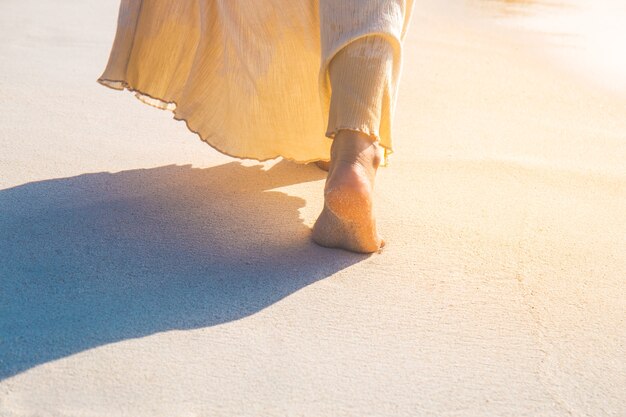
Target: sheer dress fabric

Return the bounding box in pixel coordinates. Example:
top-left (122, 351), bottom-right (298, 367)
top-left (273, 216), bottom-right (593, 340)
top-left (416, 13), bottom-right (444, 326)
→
top-left (99, 0), bottom-right (414, 163)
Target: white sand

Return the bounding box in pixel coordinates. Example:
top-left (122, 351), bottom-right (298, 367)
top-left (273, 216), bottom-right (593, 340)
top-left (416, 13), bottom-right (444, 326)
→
top-left (1, 1), bottom-right (625, 416)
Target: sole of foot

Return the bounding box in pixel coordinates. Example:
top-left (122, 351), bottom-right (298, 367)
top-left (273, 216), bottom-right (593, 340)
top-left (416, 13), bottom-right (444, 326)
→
top-left (312, 194), bottom-right (384, 254)
top-left (311, 130), bottom-right (384, 254)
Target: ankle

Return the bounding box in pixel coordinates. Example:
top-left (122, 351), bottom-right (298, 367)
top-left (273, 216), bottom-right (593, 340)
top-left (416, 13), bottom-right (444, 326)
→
top-left (331, 130), bottom-right (382, 169)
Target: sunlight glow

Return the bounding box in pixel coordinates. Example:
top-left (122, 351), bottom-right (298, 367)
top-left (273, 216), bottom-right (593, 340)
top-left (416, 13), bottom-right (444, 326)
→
top-left (478, 0), bottom-right (626, 93)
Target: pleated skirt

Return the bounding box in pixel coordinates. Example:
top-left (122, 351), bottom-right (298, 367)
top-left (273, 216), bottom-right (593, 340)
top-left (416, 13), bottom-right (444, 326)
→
top-left (99, 0), bottom-right (414, 163)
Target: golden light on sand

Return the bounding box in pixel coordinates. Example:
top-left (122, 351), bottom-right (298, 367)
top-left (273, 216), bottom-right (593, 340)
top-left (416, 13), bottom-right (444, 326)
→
top-left (1, 0), bottom-right (625, 415)
top-left (469, 0), bottom-right (626, 93)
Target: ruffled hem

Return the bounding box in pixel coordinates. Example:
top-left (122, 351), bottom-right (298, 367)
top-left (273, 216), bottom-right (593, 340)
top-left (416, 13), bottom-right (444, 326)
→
top-left (98, 77), bottom-right (335, 165)
top-left (99, 77), bottom-right (391, 166)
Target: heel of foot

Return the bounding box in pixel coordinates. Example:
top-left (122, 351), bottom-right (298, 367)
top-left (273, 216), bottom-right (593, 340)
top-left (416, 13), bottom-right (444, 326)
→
top-left (312, 206), bottom-right (382, 254)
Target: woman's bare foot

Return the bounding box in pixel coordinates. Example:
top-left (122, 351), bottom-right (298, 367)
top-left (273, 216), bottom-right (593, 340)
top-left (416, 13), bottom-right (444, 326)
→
top-left (312, 130), bottom-right (384, 253)
top-left (315, 160), bottom-right (331, 172)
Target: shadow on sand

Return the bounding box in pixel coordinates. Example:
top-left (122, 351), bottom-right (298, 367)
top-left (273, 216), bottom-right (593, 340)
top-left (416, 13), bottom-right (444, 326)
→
top-left (0, 161), bottom-right (367, 380)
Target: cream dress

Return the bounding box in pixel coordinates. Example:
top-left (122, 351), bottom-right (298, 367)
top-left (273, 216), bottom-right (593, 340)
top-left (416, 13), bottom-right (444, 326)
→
top-left (99, 0), bottom-right (415, 163)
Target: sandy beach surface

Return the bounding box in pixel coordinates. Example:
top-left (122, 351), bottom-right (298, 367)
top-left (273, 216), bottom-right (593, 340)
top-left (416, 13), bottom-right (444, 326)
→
top-left (1, 0), bottom-right (625, 416)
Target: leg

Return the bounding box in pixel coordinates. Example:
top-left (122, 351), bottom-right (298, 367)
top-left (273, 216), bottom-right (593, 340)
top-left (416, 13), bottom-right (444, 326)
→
top-left (312, 35), bottom-right (394, 253)
top-left (312, 129), bottom-right (384, 253)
